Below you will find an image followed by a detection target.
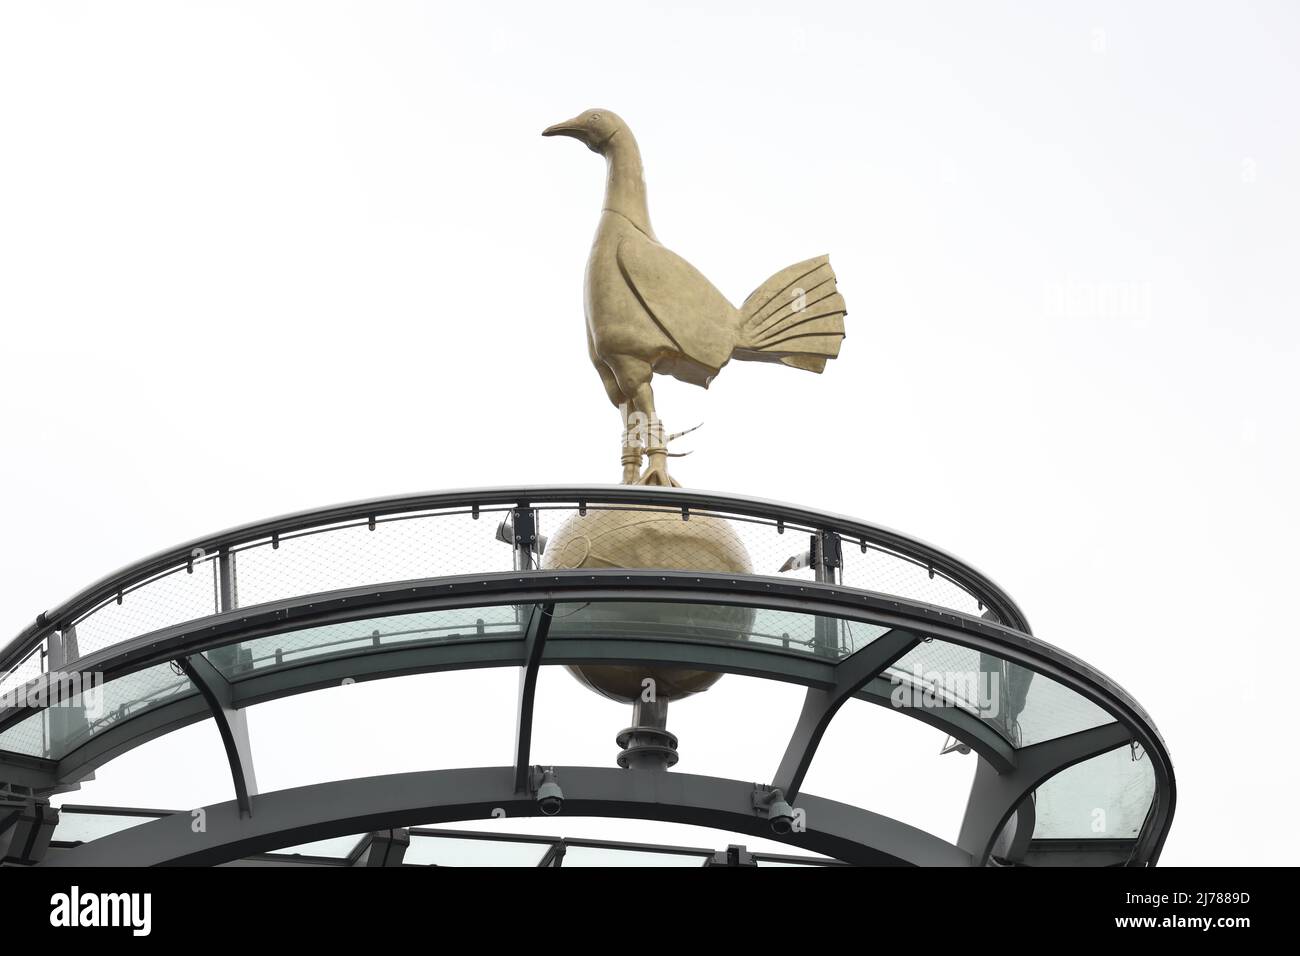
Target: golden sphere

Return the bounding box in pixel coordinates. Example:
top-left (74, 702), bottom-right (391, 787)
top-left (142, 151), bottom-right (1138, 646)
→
top-left (541, 507), bottom-right (755, 702)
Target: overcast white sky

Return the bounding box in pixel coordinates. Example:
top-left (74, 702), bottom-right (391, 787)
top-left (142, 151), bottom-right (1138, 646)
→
top-left (2, 1), bottom-right (1297, 865)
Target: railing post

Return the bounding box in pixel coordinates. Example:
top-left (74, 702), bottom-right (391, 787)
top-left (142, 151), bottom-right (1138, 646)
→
top-left (209, 548), bottom-right (244, 675)
top-left (43, 626), bottom-right (89, 760)
top-left (217, 547), bottom-right (238, 613)
top-left (812, 531), bottom-right (842, 656)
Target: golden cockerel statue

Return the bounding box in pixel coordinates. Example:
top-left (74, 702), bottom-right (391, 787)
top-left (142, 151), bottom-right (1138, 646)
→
top-left (544, 108), bottom-right (848, 486)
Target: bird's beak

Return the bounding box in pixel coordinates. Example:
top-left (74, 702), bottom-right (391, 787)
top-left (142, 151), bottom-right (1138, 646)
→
top-left (542, 119), bottom-right (582, 139)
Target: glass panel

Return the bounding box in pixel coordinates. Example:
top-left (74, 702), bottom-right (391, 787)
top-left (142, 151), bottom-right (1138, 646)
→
top-left (560, 845), bottom-right (709, 867)
top-left (0, 663), bottom-right (195, 759)
top-left (51, 809), bottom-right (167, 844)
top-left (204, 605), bottom-right (525, 679)
top-left (1032, 744), bottom-right (1156, 840)
top-left (547, 601), bottom-right (891, 662)
top-left (1014, 671), bottom-right (1116, 747)
top-left (269, 835), bottom-right (365, 859)
top-left (405, 834), bottom-right (551, 866)
top-left (885, 639), bottom-right (1112, 747)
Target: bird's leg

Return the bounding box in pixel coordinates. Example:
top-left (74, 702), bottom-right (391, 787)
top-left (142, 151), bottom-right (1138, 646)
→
top-left (641, 417), bottom-right (675, 487)
top-left (619, 402), bottom-right (643, 484)
top-left (631, 385), bottom-right (678, 487)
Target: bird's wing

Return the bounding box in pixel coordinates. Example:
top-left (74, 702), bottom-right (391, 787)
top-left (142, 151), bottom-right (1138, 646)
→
top-left (615, 232), bottom-right (738, 375)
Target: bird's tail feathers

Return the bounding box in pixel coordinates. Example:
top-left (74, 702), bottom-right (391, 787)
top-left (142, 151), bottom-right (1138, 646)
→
top-left (733, 255), bottom-right (846, 372)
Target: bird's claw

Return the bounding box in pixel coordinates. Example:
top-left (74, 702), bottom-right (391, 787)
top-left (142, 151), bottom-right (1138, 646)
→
top-left (622, 421), bottom-right (695, 486)
top-left (636, 454), bottom-right (680, 487)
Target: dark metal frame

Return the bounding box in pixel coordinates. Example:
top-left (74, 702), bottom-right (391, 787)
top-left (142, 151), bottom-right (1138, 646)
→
top-left (513, 602), bottom-right (553, 793)
top-left (49, 813), bottom-right (845, 867)
top-left (2, 571), bottom-right (1173, 867)
top-left (175, 654), bottom-right (257, 817)
top-left (0, 487), bottom-right (1175, 867)
top-left (45, 766), bottom-right (973, 867)
top-left (773, 627), bottom-right (922, 801)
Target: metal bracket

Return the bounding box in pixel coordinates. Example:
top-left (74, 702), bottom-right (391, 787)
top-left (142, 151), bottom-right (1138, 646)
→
top-left (941, 734), bottom-right (973, 756)
top-left (537, 840), bottom-right (567, 867)
top-left (496, 506), bottom-right (547, 566)
top-left (354, 827), bottom-right (410, 867)
top-left (812, 531), bottom-right (842, 575)
top-left (751, 784), bottom-right (784, 812)
top-left (0, 799), bottom-right (59, 865)
top-left (705, 844), bottom-right (757, 867)
top-left (513, 506), bottom-right (537, 549)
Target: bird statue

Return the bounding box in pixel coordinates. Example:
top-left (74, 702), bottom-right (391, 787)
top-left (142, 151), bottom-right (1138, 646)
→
top-left (543, 108), bottom-right (848, 487)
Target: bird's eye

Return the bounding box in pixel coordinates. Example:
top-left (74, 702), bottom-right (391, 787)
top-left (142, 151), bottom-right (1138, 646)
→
top-left (590, 113), bottom-right (601, 122)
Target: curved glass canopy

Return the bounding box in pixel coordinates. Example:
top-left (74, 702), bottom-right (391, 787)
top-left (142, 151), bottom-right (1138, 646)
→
top-left (0, 487), bottom-right (1173, 867)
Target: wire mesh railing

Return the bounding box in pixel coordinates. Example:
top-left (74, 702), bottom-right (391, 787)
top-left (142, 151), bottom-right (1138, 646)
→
top-left (1, 486), bottom-right (1028, 695)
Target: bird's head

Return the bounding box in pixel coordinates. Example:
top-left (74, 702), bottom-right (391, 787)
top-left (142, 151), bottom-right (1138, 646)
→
top-left (542, 108), bottom-right (625, 154)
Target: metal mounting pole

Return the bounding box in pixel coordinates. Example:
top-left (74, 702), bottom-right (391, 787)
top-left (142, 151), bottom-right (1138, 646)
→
top-left (616, 696), bottom-right (678, 770)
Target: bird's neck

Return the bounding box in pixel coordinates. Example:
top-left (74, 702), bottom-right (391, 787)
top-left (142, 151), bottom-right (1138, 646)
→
top-left (603, 130), bottom-right (653, 236)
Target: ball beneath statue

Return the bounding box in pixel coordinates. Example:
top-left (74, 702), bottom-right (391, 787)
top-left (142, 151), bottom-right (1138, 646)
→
top-left (541, 506), bottom-right (756, 703)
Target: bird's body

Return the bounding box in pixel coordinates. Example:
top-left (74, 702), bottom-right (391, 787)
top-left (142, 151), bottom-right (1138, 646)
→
top-left (545, 109), bottom-right (847, 485)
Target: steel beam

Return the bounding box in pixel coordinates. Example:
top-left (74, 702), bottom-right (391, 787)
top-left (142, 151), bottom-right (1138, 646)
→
top-left (513, 603), bottom-right (553, 792)
top-left (2, 572), bottom-right (1172, 865)
top-left (53, 692), bottom-right (207, 786)
top-left (536, 841), bottom-right (565, 867)
top-left (43, 766), bottom-right (971, 867)
top-left (855, 676), bottom-right (1016, 773)
top-left (0, 753), bottom-right (60, 793)
top-left (772, 628), bottom-right (921, 801)
top-left (176, 654), bottom-right (258, 817)
top-left (957, 721), bottom-right (1131, 866)
top-left (0, 799), bottom-right (59, 865)
top-left (353, 828), bottom-right (410, 867)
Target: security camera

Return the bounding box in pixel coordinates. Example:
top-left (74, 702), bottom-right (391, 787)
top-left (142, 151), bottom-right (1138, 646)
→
top-left (766, 793), bottom-right (795, 835)
top-left (533, 766), bottom-right (564, 816)
top-left (753, 785), bottom-right (795, 835)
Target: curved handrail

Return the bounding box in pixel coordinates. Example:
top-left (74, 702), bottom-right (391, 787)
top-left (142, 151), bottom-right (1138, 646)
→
top-left (1, 485), bottom-right (1031, 674)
